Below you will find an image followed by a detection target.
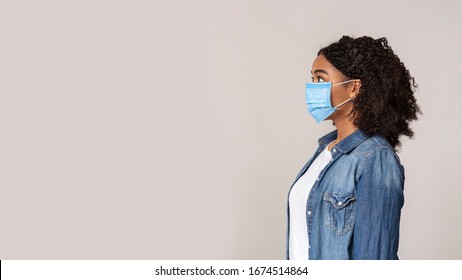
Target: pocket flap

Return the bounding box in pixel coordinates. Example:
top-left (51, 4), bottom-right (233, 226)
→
top-left (323, 192), bottom-right (356, 210)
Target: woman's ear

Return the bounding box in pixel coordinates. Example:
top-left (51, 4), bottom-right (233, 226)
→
top-left (349, 80), bottom-right (361, 99)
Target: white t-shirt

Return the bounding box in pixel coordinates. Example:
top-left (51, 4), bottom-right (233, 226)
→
top-left (289, 144), bottom-right (332, 260)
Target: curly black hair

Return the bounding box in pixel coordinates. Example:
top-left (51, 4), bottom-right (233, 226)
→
top-left (318, 36), bottom-right (421, 150)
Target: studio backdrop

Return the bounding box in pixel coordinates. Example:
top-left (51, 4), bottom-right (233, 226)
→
top-left (1, 0), bottom-right (461, 259)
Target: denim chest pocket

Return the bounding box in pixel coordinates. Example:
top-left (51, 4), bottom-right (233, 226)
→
top-left (323, 192), bottom-right (356, 236)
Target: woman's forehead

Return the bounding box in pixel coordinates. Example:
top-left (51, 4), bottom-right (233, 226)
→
top-left (311, 54), bottom-right (341, 76)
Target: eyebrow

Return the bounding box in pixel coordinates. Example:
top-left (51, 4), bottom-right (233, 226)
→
top-left (311, 69), bottom-right (329, 75)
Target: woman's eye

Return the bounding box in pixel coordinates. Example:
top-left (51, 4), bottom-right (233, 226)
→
top-left (310, 76), bottom-right (326, 83)
top-left (311, 77), bottom-right (325, 83)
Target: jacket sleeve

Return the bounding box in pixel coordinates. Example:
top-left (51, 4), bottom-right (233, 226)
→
top-left (351, 148), bottom-right (405, 260)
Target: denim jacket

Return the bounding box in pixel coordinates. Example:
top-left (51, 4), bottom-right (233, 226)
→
top-left (286, 129), bottom-right (404, 260)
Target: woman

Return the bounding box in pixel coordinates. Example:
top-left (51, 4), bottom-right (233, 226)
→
top-left (287, 36), bottom-right (420, 260)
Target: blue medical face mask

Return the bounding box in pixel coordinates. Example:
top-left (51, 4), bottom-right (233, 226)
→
top-left (305, 80), bottom-right (357, 123)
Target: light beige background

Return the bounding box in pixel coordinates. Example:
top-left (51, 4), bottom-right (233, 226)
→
top-left (1, 0), bottom-right (461, 259)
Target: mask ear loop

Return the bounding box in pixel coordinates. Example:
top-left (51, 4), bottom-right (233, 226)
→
top-left (332, 79), bottom-right (361, 108)
top-left (332, 79), bottom-right (360, 87)
top-left (334, 98), bottom-right (353, 109)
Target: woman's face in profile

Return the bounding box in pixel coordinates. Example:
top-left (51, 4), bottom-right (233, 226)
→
top-left (311, 54), bottom-right (357, 121)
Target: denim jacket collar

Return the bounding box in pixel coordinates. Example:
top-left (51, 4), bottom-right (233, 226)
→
top-left (318, 129), bottom-right (369, 154)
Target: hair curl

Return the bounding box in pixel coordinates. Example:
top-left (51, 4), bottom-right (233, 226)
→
top-left (318, 36), bottom-right (421, 150)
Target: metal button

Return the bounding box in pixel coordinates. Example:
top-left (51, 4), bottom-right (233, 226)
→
top-left (307, 211), bottom-right (312, 215)
top-left (333, 148), bottom-right (336, 153)
top-left (338, 202), bottom-right (342, 206)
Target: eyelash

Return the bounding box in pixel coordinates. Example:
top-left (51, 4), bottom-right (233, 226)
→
top-left (311, 77), bottom-right (325, 83)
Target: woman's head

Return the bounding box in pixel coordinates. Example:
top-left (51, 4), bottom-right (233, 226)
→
top-left (315, 35), bottom-right (420, 149)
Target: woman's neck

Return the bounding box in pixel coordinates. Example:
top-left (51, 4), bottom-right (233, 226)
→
top-left (328, 117), bottom-right (358, 150)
